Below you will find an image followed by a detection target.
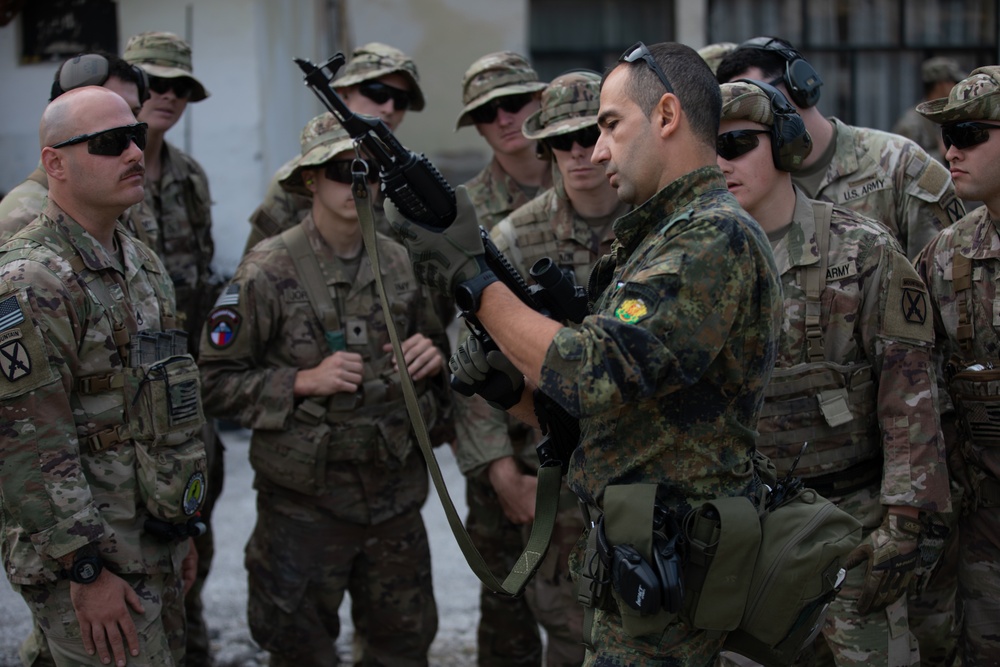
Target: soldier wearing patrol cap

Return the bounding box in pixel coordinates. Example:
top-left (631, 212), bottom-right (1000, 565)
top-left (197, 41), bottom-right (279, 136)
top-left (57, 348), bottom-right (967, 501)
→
top-left (244, 42), bottom-right (425, 254)
top-left (718, 37), bottom-right (965, 260)
top-left (914, 65), bottom-right (1000, 666)
top-left (199, 113), bottom-right (451, 667)
top-left (452, 49), bottom-right (552, 667)
top-left (716, 79), bottom-right (951, 667)
top-left (894, 57), bottom-right (967, 164)
top-left (697, 42), bottom-right (737, 75)
top-left (123, 30), bottom-right (221, 666)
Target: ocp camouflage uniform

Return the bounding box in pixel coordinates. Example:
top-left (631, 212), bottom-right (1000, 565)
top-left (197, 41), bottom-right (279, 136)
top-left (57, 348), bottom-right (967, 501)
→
top-left (0, 166), bottom-right (159, 246)
top-left (549, 166), bottom-right (782, 664)
top-left (892, 109), bottom-right (945, 165)
top-left (198, 213), bottom-right (450, 666)
top-left (464, 157), bottom-right (553, 231)
top-left (796, 118), bottom-right (964, 260)
top-left (0, 201), bottom-right (203, 665)
top-left (757, 189), bottom-right (951, 667)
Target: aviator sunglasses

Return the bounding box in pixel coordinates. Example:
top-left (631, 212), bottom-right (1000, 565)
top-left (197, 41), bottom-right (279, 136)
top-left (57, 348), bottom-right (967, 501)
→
top-left (716, 129), bottom-right (770, 160)
top-left (619, 41), bottom-right (674, 94)
top-left (149, 76), bottom-right (194, 99)
top-left (50, 122), bottom-right (148, 156)
top-left (545, 126), bottom-right (601, 152)
top-left (323, 159), bottom-right (380, 185)
top-left (941, 121), bottom-right (1000, 150)
top-left (357, 81), bottom-right (413, 111)
top-left (469, 92), bottom-right (535, 124)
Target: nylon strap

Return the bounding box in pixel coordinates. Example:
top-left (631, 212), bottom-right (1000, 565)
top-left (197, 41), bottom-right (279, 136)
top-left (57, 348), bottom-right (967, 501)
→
top-left (350, 162), bottom-right (562, 597)
top-left (953, 252), bottom-right (974, 356)
top-left (801, 200), bottom-right (833, 363)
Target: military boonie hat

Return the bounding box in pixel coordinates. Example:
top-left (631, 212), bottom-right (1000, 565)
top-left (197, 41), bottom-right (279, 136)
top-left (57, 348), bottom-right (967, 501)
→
top-left (331, 42), bottom-right (425, 111)
top-left (522, 70), bottom-right (601, 140)
top-left (279, 113), bottom-right (356, 196)
top-left (123, 31), bottom-right (209, 102)
top-left (720, 80), bottom-right (778, 125)
top-left (922, 57), bottom-right (965, 85)
top-left (698, 42), bottom-right (738, 75)
top-left (455, 51), bottom-right (547, 130)
top-left (917, 66), bottom-right (1000, 124)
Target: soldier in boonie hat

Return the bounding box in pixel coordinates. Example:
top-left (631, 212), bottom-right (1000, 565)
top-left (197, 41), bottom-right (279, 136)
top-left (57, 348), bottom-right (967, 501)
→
top-left (456, 51), bottom-right (547, 130)
top-left (123, 31), bottom-right (209, 102)
top-left (698, 42), bottom-right (738, 75)
top-left (917, 66), bottom-right (1000, 125)
top-left (522, 70), bottom-right (601, 144)
top-left (332, 41), bottom-right (425, 112)
top-left (279, 113), bottom-right (357, 197)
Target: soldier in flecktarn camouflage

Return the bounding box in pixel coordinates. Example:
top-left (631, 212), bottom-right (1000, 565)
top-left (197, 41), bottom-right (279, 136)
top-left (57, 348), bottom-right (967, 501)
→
top-left (198, 114), bottom-right (451, 667)
top-left (717, 80), bottom-right (952, 667)
top-left (0, 87), bottom-right (206, 667)
top-left (914, 65), bottom-right (1000, 667)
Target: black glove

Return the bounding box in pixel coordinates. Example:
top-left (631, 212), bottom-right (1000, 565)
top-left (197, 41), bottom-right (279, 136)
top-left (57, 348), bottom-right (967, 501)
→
top-left (385, 185), bottom-right (497, 307)
top-left (449, 335), bottom-right (524, 410)
top-left (845, 512), bottom-right (921, 614)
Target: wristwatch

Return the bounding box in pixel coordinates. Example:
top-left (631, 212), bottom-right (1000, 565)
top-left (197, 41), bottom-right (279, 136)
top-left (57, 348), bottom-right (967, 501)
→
top-left (68, 550), bottom-right (103, 585)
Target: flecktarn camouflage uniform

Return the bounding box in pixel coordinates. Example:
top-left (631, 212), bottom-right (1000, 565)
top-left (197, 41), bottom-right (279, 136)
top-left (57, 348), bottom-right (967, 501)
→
top-left (543, 166), bottom-right (782, 664)
top-left (0, 202), bottom-right (205, 665)
top-left (914, 65), bottom-right (1000, 667)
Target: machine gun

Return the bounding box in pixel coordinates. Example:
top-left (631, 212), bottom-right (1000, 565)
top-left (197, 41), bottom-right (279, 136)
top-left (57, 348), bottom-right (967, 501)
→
top-left (294, 54), bottom-right (586, 468)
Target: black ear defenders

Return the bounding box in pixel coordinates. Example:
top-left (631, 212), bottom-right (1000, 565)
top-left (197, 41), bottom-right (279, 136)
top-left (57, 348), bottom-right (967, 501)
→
top-left (50, 53), bottom-right (150, 105)
top-left (738, 37), bottom-right (823, 108)
top-left (734, 78), bottom-right (813, 171)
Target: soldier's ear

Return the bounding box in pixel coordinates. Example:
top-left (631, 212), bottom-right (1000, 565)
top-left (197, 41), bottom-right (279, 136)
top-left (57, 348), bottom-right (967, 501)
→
top-left (40, 147), bottom-right (68, 182)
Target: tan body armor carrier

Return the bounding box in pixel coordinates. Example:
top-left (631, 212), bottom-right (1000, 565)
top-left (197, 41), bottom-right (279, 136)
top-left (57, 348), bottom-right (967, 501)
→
top-left (16, 226), bottom-right (207, 524)
top-left (494, 202), bottom-right (600, 287)
top-left (756, 201), bottom-right (882, 484)
top-left (248, 224), bottom-right (433, 496)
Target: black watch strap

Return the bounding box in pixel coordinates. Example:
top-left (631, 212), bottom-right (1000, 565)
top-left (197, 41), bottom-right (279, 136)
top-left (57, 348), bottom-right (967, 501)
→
top-left (66, 545), bottom-right (103, 584)
top-left (455, 270), bottom-right (499, 316)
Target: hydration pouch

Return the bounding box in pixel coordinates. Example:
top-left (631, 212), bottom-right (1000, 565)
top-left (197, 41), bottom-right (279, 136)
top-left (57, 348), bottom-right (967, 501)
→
top-left (126, 353), bottom-right (208, 523)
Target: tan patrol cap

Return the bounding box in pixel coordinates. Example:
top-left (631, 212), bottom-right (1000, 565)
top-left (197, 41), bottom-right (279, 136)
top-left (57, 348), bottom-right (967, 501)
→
top-left (917, 66), bottom-right (1000, 124)
top-left (332, 42), bottom-right (425, 111)
top-left (123, 31), bottom-right (209, 102)
top-left (455, 51), bottom-right (546, 130)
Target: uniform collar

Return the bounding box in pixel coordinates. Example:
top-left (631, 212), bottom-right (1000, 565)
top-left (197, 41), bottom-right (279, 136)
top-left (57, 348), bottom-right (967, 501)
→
top-left (769, 187), bottom-right (822, 275)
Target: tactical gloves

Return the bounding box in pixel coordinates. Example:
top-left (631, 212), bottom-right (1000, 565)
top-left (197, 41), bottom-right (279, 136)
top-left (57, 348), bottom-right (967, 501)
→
top-left (845, 512), bottom-right (921, 615)
top-left (449, 335), bottom-right (524, 410)
top-left (385, 185), bottom-right (498, 310)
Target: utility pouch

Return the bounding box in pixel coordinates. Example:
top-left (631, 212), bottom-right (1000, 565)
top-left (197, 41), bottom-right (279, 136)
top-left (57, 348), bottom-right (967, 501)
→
top-left (947, 361), bottom-right (1000, 446)
top-left (603, 484), bottom-right (676, 638)
top-left (250, 419), bottom-right (331, 495)
top-left (126, 353), bottom-right (208, 523)
top-left (681, 496), bottom-right (761, 631)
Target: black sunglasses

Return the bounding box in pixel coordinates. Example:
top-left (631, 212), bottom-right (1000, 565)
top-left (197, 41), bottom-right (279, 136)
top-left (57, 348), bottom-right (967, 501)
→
top-left (941, 121), bottom-right (1000, 150)
top-left (50, 123), bottom-right (148, 156)
top-left (545, 126), bottom-right (601, 152)
top-left (323, 159), bottom-right (379, 185)
top-left (469, 93), bottom-right (535, 125)
top-left (357, 81), bottom-right (413, 111)
top-left (149, 76), bottom-right (194, 99)
top-left (619, 41), bottom-right (674, 94)
top-left (716, 129), bottom-right (770, 161)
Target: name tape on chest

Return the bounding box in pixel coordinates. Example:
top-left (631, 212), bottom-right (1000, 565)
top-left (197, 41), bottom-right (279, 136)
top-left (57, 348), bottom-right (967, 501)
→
top-left (826, 262), bottom-right (858, 282)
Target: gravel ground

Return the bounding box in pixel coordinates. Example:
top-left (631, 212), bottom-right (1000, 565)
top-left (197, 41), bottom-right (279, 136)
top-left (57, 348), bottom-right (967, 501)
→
top-left (0, 428), bottom-right (482, 666)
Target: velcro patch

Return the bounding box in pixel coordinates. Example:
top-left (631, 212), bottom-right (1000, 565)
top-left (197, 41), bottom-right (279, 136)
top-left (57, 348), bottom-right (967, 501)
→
top-left (214, 283), bottom-right (240, 308)
top-left (826, 261), bottom-right (857, 282)
top-left (207, 308), bottom-right (241, 349)
top-left (616, 298), bottom-right (649, 323)
top-left (0, 333), bottom-right (31, 382)
top-left (882, 254), bottom-right (934, 343)
top-left (0, 294), bottom-right (25, 332)
top-left (0, 288), bottom-right (59, 396)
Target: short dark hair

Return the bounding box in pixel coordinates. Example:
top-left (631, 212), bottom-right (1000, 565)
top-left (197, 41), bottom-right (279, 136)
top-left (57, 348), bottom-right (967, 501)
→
top-left (51, 51), bottom-right (148, 103)
top-left (716, 37), bottom-right (795, 85)
top-left (618, 42), bottom-right (721, 149)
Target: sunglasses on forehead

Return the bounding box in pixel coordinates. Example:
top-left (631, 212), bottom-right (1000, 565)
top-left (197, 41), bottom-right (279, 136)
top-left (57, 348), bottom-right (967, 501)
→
top-left (716, 129), bottom-right (770, 161)
top-left (619, 41), bottom-right (674, 94)
top-left (544, 126), bottom-right (601, 152)
top-left (357, 81), bottom-right (412, 111)
top-left (323, 159), bottom-right (380, 185)
top-left (50, 123), bottom-right (148, 156)
top-left (148, 76), bottom-right (194, 99)
top-left (469, 92), bottom-right (535, 125)
top-left (941, 121), bottom-right (1000, 150)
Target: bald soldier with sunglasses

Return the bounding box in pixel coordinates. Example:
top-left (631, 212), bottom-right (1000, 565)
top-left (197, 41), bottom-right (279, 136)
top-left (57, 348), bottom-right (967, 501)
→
top-left (913, 66), bottom-right (1000, 666)
top-left (0, 86), bottom-right (206, 667)
top-left (716, 80), bottom-right (950, 667)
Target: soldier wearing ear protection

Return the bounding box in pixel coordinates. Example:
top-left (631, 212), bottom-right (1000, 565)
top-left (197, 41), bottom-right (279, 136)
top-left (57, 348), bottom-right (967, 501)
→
top-left (718, 37), bottom-right (964, 261)
top-left (717, 79), bottom-right (952, 667)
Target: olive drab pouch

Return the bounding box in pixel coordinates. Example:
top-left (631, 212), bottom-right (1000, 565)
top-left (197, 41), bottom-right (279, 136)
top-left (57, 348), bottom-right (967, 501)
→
top-left (126, 350), bottom-right (208, 523)
top-left (251, 417), bottom-right (332, 495)
top-left (947, 360), bottom-right (1000, 447)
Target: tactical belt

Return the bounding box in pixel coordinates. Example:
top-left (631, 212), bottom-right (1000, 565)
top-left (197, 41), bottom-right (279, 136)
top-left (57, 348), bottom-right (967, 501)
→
top-left (803, 456), bottom-right (883, 499)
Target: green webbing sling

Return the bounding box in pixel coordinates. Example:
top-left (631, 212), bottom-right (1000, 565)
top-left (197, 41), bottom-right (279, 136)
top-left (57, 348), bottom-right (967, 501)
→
top-left (349, 164), bottom-right (564, 597)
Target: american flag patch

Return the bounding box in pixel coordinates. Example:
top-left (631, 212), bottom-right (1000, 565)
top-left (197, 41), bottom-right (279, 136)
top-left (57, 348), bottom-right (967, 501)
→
top-left (0, 295), bottom-right (25, 332)
top-left (214, 283), bottom-right (240, 308)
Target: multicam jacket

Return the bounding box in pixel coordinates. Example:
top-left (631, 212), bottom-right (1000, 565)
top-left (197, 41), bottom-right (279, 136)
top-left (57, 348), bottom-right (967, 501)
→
top-left (540, 166), bottom-right (783, 512)
top-left (798, 118), bottom-right (964, 260)
top-left (0, 201), bottom-right (184, 585)
top-left (893, 108), bottom-right (945, 165)
top-left (464, 156), bottom-right (553, 231)
top-left (760, 188), bottom-right (950, 511)
top-left (244, 155), bottom-right (312, 254)
top-left (915, 207), bottom-right (1000, 485)
top-left (198, 215), bottom-right (450, 525)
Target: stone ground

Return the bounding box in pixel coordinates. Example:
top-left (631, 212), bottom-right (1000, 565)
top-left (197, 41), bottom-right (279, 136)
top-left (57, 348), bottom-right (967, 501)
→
top-left (0, 428), bottom-right (483, 666)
